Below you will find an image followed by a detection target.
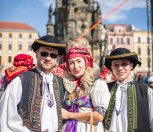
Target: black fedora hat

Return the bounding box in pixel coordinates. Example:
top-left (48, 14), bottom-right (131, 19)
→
top-left (32, 35), bottom-right (66, 55)
top-left (104, 48), bottom-right (141, 71)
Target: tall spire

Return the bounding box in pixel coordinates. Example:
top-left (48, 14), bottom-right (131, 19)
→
top-left (48, 4), bottom-right (53, 24)
top-left (46, 4), bottom-right (54, 35)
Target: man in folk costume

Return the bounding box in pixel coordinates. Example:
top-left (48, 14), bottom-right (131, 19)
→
top-left (104, 48), bottom-right (151, 132)
top-left (0, 35), bottom-right (66, 132)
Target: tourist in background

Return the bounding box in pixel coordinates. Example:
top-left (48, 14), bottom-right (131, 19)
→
top-left (3, 53), bottom-right (35, 89)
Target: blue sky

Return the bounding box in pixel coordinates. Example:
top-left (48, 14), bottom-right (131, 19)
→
top-left (0, 0), bottom-right (147, 36)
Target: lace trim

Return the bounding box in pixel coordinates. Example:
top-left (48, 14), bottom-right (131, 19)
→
top-left (63, 65), bottom-right (100, 95)
top-left (95, 106), bottom-right (106, 116)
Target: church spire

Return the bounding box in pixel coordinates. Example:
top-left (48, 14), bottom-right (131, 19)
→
top-left (46, 4), bottom-right (54, 35)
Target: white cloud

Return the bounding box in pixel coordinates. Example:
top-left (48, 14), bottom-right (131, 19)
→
top-left (37, 0), bottom-right (146, 22)
top-left (97, 0), bottom-right (146, 22)
top-left (104, 11), bottom-right (127, 22)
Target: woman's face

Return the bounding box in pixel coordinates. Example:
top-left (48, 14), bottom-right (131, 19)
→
top-left (68, 57), bottom-right (86, 78)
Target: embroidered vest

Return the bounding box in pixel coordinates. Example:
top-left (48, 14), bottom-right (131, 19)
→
top-left (104, 81), bottom-right (151, 132)
top-left (17, 68), bottom-right (64, 132)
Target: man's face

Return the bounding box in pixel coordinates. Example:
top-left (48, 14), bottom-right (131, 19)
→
top-left (36, 47), bottom-right (59, 73)
top-left (111, 59), bottom-right (133, 83)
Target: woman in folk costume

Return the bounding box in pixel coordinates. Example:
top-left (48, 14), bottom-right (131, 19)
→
top-left (3, 54), bottom-right (35, 89)
top-left (60, 46), bottom-right (110, 132)
top-left (104, 48), bottom-right (151, 132)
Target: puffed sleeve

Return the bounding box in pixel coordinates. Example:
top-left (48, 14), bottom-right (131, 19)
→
top-left (90, 78), bottom-right (110, 116)
top-left (0, 76), bottom-right (30, 132)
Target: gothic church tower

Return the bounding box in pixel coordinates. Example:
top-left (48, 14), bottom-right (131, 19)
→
top-left (47, 0), bottom-right (107, 67)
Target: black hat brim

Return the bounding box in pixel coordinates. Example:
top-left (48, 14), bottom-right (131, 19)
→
top-left (105, 53), bottom-right (141, 71)
top-left (31, 35), bottom-right (66, 56)
top-left (32, 40), bottom-right (66, 55)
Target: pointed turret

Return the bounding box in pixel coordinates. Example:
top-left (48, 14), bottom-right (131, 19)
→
top-left (46, 4), bottom-right (54, 35)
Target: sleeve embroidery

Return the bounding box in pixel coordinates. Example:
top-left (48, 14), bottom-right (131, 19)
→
top-left (94, 106), bottom-right (106, 116)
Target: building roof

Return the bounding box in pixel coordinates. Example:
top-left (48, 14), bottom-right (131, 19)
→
top-left (104, 24), bottom-right (132, 32)
top-left (0, 21), bottom-right (37, 31)
top-left (104, 24), bottom-right (131, 27)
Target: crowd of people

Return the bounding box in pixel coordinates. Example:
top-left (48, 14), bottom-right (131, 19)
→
top-left (0, 35), bottom-right (152, 132)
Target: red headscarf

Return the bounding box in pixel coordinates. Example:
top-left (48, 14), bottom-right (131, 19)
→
top-left (5, 54), bottom-right (35, 81)
top-left (13, 54), bottom-right (35, 69)
top-left (64, 46), bottom-right (93, 68)
top-left (100, 66), bottom-right (110, 80)
top-left (52, 46), bottom-right (93, 78)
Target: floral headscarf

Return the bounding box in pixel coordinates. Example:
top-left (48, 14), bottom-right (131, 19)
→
top-left (63, 46), bottom-right (93, 70)
top-left (52, 46), bottom-right (95, 79)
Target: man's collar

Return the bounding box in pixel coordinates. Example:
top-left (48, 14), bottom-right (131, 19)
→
top-left (117, 79), bottom-right (133, 86)
top-left (36, 67), bottom-right (53, 76)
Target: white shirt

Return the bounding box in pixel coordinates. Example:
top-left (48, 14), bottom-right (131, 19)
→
top-left (0, 72), bottom-right (58, 132)
top-left (108, 82), bottom-right (128, 132)
top-left (106, 81), bottom-right (152, 132)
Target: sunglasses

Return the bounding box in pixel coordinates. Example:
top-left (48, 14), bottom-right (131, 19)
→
top-left (112, 62), bottom-right (130, 69)
top-left (40, 51), bottom-right (58, 59)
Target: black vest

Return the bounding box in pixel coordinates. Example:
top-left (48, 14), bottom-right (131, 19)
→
top-left (17, 68), bottom-right (64, 132)
top-left (106, 81), bottom-right (151, 132)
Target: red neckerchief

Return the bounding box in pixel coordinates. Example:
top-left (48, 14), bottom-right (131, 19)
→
top-left (76, 78), bottom-right (81, 87)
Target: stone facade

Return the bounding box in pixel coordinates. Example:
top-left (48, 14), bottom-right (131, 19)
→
top-left (105, 24), bottom-right (134, 54)
top-left (133, 30), bottom-right (152, 76)
top-left (0, 22), bottom-right (39, 76)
